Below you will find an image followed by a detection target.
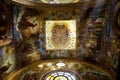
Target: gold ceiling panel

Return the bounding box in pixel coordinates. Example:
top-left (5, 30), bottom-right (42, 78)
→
top-left (46, 20), bottom-right (76, 50)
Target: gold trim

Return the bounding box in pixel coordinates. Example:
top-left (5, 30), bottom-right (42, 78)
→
top-left (41, 0), bottom-right (79, 4)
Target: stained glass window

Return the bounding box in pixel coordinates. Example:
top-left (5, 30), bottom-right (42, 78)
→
top-left (42, 70), bottom-right (81, 80)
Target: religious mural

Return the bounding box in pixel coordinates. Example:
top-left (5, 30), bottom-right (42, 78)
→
top-left (12, 4), bottom-right (119, 72)
top-left (1, 0), bottom-right (119, 79)
top-left (13, 6), bottom-right (103, 64)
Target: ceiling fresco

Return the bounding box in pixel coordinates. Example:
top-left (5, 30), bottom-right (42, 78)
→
top-left (11, 5), bottom-right (119, 73)
top-left (0, 0), bottom-right (119, 80)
